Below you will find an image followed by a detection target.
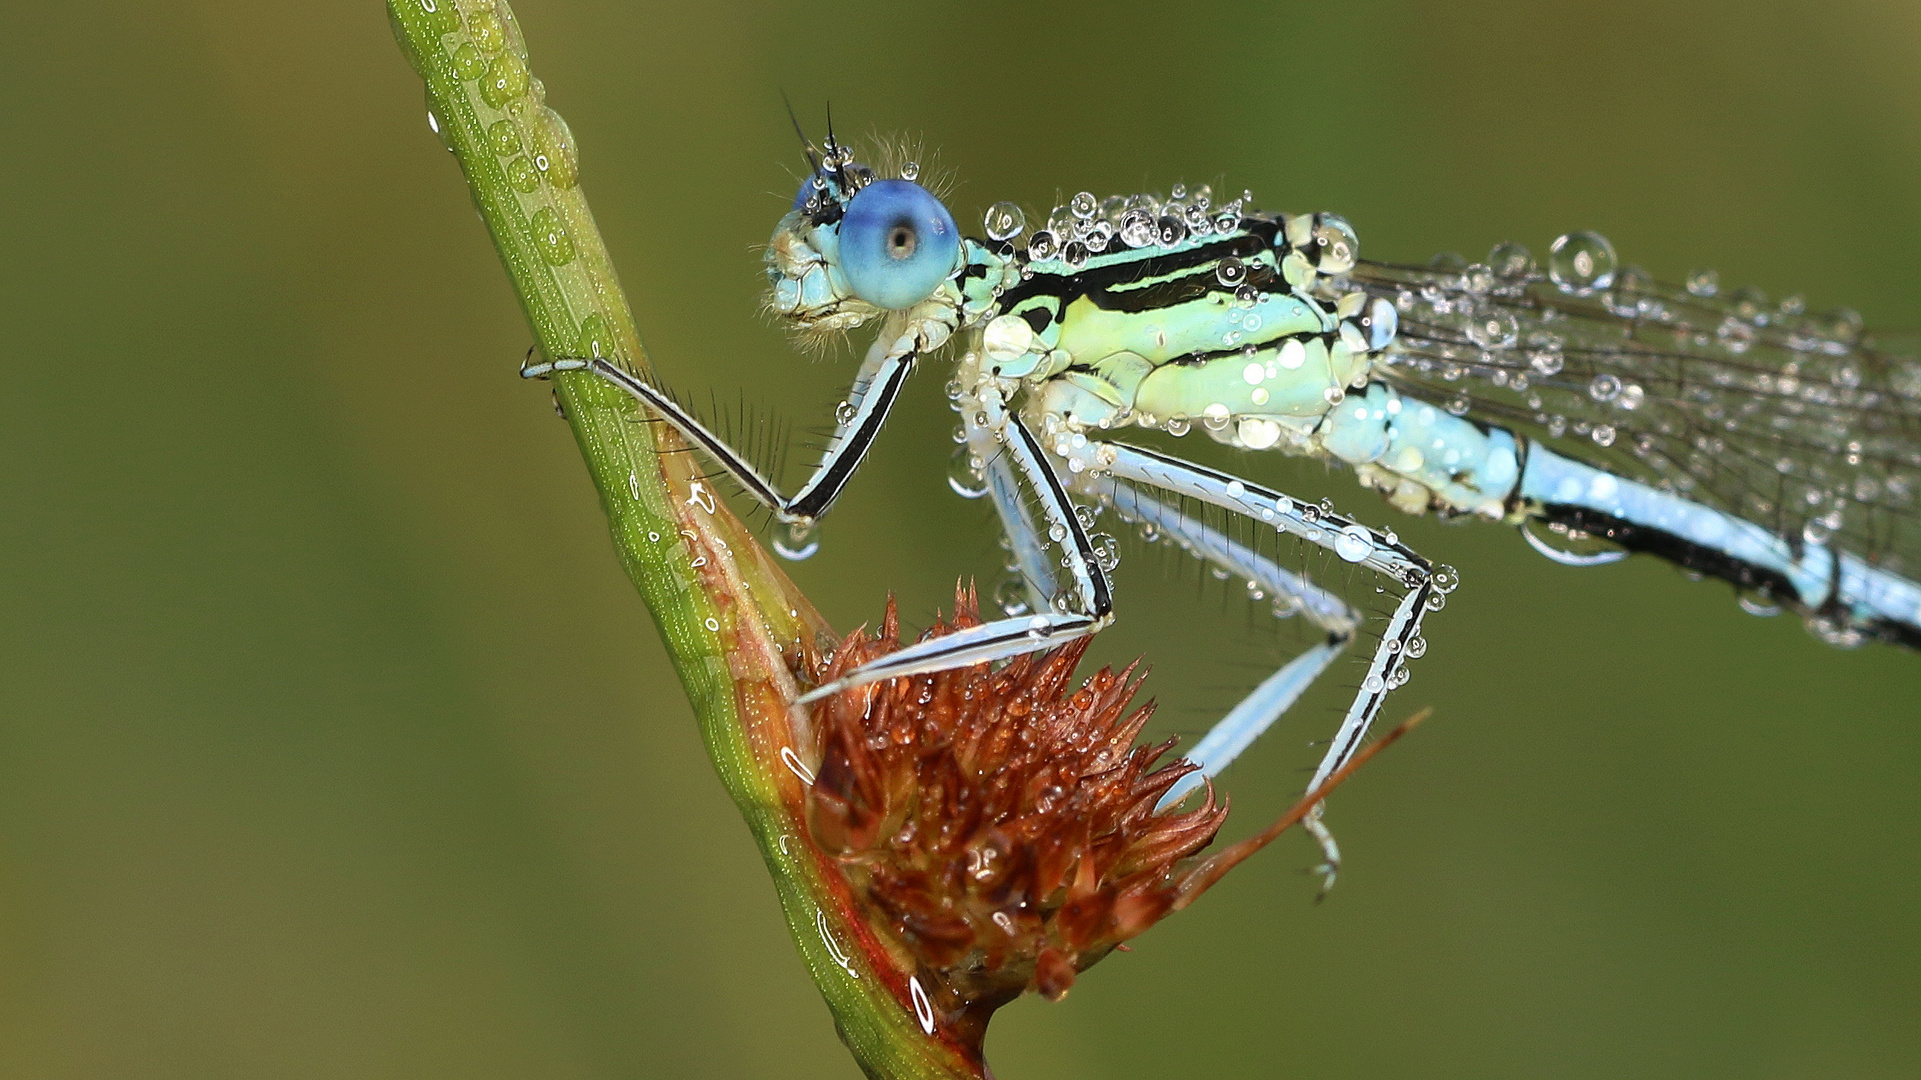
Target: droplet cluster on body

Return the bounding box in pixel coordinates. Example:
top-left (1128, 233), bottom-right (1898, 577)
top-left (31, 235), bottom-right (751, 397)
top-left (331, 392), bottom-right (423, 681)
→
top-left (1371, 225), bottom-right (1921, 587)
top-left (966, 185), bottom-right (1400, 454)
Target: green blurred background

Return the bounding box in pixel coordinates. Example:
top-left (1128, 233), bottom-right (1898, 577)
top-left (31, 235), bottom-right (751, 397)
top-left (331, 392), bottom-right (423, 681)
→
top-left (3, 1), bottom-right (1919, 1076)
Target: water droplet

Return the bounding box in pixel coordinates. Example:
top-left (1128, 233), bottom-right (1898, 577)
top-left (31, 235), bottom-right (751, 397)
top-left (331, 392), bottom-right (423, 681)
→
top-left (774, 521), bottom-right (819, 561)
top-left (1156, 215), bottom-right (1188, 245)
top-left (983, 201), bottom-right (1026, 242)
top-left (947, 445), bottom-right (988, 498)
top-left (533, 107), bottom-right (579, 188)
top-left (994, 575), bottom-right (1031, 616)
top-left (1588, 373), bottom-right (1622, 402)
top-left (835, 400), bottom-right (858, 425)
top-left (1314, 215), bottom-right (1359, 273)
top-left (1061, 241), bottom-right (1089, 269)
top-left (1048, 522), bottom-right (1069, 543)
top-left (1362, 673), bottom-right (1386, 693)
top-left (1489, 241), bottom-right (1534, 278)
top-left (1334, 524), bottom-right (1374, 563)
top-left (1731, 286), bottom-right (1769, 324)
top-left (1466, 307), bottom-right (1519, 349)
top-left (899, 160), bottom-right (920, 181)
top-left (504, 155), bottom-right (540, 192)
top-left (1027, 230), bottom-right (1059, 261)
top-left (1528, 346), bottom-right (1564, 376)
top-left (529, 207), bottom-right (576, 265)
top-left (1069, 191), bottom-right (1098, 219)
top-left (1738, 593), bottom-right (1782, 617)
top-left (1216, 257), bottom-right (1248, 287)
top-left (1164, 415), bottom-right (1191, 437)
top-left (479, 51), bottom-right (530, 109)
top-left (1090, 532), bottom-right (1120, 572)
top-left (1547, 231), bottom-right (1617, 295)
top-left (1119, 210), bottom-right (1156, 248)
top-left (1405, 637), bottom-right (1428, 658)
top-left (1685, 267), bottom-right (1720, 298)
top-left (486, 118), bottom-right (522, 157)
top-left (1590, 424), bottom-right (1616, 447)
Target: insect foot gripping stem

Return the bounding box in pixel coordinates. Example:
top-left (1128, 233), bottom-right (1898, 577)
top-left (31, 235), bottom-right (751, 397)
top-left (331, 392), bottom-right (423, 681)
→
top-left (793, 586), bottom-right (1425, 1067)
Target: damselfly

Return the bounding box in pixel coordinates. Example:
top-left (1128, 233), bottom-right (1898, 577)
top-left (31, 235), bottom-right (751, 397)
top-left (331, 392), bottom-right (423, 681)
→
top-left (527, 129), bottom-right (1921, 883)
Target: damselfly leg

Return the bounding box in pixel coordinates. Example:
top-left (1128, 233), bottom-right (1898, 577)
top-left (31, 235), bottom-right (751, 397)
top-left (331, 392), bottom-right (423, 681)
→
top-left (1047, 437), bottom-right (1447, 886)
top-left (524, 329), bottom-right (917, 539)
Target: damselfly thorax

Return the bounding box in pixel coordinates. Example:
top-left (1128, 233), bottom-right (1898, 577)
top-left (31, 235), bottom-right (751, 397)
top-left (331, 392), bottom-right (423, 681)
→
top-left (530, 134), bottom-right (1921, 888)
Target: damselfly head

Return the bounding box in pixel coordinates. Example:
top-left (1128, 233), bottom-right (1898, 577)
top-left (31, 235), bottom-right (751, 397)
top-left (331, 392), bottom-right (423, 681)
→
top-left (765, 137), bottom-right (964, 340)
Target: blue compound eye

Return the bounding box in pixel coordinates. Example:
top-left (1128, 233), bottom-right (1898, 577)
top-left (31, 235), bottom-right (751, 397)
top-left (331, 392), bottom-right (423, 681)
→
top-left (838, 179), bottom-right (959, 310)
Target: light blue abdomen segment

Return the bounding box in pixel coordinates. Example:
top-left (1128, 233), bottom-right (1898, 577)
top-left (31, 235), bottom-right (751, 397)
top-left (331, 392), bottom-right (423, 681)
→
top-left (1839, 555), bottom-right (1921, 629)
top-left (1321, 384), bottom-right (1521, 515)
top-left (1520, 444), bottom-right (1921, 628)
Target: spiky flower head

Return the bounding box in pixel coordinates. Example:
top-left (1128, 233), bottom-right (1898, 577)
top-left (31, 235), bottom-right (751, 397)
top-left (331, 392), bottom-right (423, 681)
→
top-left (801, 589), bottom-right (1228, 1050)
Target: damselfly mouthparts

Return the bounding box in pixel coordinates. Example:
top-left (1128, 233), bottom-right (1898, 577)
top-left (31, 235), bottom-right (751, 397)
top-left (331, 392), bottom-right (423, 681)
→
top-left (527, 129), bottom-right (1921, 885)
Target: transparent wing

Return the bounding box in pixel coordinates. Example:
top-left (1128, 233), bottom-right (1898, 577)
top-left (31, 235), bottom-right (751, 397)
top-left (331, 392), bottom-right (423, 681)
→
top-left (1345, 252), bottom-right (1921, 575)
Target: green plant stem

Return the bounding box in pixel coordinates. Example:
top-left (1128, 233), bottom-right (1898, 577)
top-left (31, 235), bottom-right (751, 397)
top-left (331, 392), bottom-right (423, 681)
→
top-left (387, 3), bottom-right (984, 1076)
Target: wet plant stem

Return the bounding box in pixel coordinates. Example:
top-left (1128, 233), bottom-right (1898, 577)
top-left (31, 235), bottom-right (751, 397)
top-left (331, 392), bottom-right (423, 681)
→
top-left (387, 2), bottom-right (986, 1076)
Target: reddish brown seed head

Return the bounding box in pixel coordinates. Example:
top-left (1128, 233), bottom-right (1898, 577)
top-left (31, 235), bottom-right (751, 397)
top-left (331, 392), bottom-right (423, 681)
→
top-left (800, 588), bottom-right (1229, 1037)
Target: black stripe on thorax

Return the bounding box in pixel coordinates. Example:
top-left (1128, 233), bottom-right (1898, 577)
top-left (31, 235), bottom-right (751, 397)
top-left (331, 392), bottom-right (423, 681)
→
top-left (997, 218), bottom-right (1283, 315)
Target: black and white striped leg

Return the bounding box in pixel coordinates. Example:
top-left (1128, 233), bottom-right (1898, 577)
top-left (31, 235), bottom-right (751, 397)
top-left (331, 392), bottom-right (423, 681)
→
top-left (796, 386), bottom-right (1115, 704)
top-left (1063, 439), bottom-right (1454, 890)
top-left (531, 334), bottom-right (915, 528)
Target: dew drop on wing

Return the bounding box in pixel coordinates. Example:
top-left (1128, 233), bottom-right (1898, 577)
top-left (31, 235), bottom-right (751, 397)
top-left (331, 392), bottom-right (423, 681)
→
top-left (1489, 241), bottom-right (1534, 278)
top-left (993, 575), bottom-right (1031, 617)
top-left (1547, 230), bottom-right (1617, 294)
